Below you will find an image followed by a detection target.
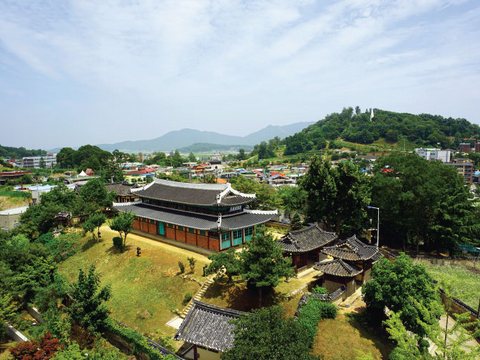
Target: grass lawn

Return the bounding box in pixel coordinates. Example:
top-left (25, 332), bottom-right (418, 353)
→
top-left (416, 259), bottom-right (480, 309)
top-left (58, 227), bottom-right (209, 337)
top-left (0, 195), bottom-right (29, 210)
top-left (312, 310), bottom-right (392, 360)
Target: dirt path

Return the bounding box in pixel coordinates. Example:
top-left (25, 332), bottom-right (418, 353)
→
top-left (100, 225), bottom-right (211, 264)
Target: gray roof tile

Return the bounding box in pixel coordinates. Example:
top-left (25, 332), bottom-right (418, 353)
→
top-left (135, 179), bottom-right (254, 207)
top-left (175, 301), bottom-right (244, 352)
top-left (314, 259), bottom-right (362, 277)
top-left (278, 223), bottom-right (337, 253)
top-left (322, 235), bottom-right (379, 261)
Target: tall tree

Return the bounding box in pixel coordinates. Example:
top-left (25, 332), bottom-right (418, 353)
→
top-left (371, 153), bottom-right (478, 252)
top-left (110, 212), bottom-right (135, 251)
top-left (67, 265), bottom-right (111, 336)
top-left (240, 227), bottom-right (294, 303)
top-left (205, 249), bottom-right (242, 282)
top-left (222, 306), bottom-right (316, 360)
top-left (82, 213), bottom-right (107, 241)
top-left (302, 156), bottom-right (370, 235)
top-left (78, 178), bottom-right (114, 214)
top-left (363, 254), bottom-right (443, 339)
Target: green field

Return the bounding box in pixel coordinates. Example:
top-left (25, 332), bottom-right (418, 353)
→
top-left (59, 227), bottom-right (208, 337)
top-left (0, 186), bottom-right (30, 210)
top-left (312, 311), bottom-right (391, 360)
top-left (416, 259), bottom-right (480, 309)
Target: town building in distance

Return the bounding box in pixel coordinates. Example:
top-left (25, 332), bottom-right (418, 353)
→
top-left (21, 153), bottom-right (57, 168)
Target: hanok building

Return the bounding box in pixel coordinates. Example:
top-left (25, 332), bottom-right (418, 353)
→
top-left (315, 235), bottom-right (381, 297)
top-left (106, 183), bottom-right (139, 203)
top-left (278, 223), bottom-right (337, 270)
top-left (113, 179), bottom-right (277, 252)
top-left (175, 301), bottom-right (244, 360)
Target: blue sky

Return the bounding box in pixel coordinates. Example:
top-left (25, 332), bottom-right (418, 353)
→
top-left (0, 0), bottom-right (479, 149)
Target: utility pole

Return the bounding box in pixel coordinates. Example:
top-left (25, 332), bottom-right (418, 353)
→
top-left (367, 206), bottom-right (380, 247)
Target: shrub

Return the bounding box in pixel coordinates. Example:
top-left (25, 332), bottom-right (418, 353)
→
top-left (312, 286), bottom-right (328, 295)
top-left (105, 320), bottom-right (176, 360)
top-left (112, 237), bottom-right (123, 251)
top-left (178, 261), bottom-right (185, 274)
top-left (297, 298), bottom-right (337, 348)
top-left (10, 332), bottom-right (61, 360)
top-left (182, 293), bottom-right (193, 306)
top-left (187, 257), bottom-right (196, 273)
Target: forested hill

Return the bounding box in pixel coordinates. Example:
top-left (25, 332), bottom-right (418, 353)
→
top-left (283, 107), bottom-right (480, 155)
top-left (0, 144), bottom-right (47, 159)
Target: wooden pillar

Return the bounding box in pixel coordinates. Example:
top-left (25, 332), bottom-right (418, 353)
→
top-left (193, 345), bottom-right (198, 360)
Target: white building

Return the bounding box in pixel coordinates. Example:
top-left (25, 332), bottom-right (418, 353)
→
top-left (21, 153), bottom-right (57, 169)
top-left (0, 206), bottom-right (29, 230)
top-left (415, 148), bottom-right (451, 163)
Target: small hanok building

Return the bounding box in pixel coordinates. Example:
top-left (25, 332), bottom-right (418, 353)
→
top-left (314, 258), bottom-right (362, 298)
top-left (106, 183), bottom-right (139, 203)
top-left (113, 179), bottom-right (277, 252)
top-left (315, 235), bottom-right (381, 297)
top-left (278, 223), bottom-right (337, 270)
top-left (175, 301), bottom-right (244, 360)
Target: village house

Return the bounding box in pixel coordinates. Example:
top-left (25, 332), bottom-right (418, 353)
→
top-left (278, 223), bottom-right (337, 270)
top-left (279, 224), bottom-right (381, 299)
top-left (316, 235), bottom-right (381, 297)
top-left (113, 179), bottom-right (277, 252)
top-left (106, 183), bottom-right (139, 203)
top-left (175, 301), bottom-right (243, 360)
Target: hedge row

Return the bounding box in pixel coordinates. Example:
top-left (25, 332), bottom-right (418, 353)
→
top-left (105, 320), bottom-right (177, 360)
top-left (296, 297), bottom-right (337, 348)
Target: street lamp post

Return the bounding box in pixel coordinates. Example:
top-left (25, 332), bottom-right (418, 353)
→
top-left (367, 206), bottom-right (380, 247)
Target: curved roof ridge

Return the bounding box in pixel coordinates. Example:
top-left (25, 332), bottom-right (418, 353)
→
top-left (154, 178), bottom-right (228, 190)
top-left (130, 179), bottom-right (156, 193)
top-left (229, 187), bottom-right (256, 198)
top-left (192, 300), bottom-right (245, 317)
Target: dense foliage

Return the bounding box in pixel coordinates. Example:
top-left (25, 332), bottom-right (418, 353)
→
top-left (19, 180), bottom-right (112, 239)
top-left (363, 254), bottom-right (442, 339)
top-left (0, 144), bottom-right (47, 159)
top-left (67, 265), bottom-right (111, 336)
top-left (206, 227), bottom-right (293, 303)
top-left (222, 306), bottom-right (317, 360)
top-left (371, 153), bottom-right (479, 251)
top-left (283, 107), bottom-right (480, 155)
top-left (229, 176), bottom-right (282, 210)
top-left (56, 146), bottom-right (128, 181)
top-left (301, 156), bottom-right (370, 235)
top-left (109, 211), bottom-right (135, 251)
top-left (296, 297), bottom-right (337, 348)
top-left (240, 228), bottom-right (294, 290)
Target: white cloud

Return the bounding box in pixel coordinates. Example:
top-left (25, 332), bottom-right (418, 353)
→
top-left (0, 0), bottom-right (479, 148)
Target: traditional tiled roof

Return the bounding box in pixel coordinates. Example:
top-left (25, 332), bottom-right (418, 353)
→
top-left (314, 259), bottom-right (362, 277)
top-left (106, 183), bottom-right (136, 197)
top-left (175, 301), bottom-right (244, 352)
top-left (322, 235), bottom-right (379, 261)
top-left (278, 223), bottom-right (337, 253)
top-left (113, 203), bottom-right (275, 231)
top-left (132, 179), bottom-right (255, 207)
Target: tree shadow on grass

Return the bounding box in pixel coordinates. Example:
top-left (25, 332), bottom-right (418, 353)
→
top-left (346, 310), bottom-right (394, 358)
top-left (203, 280), bottom-right (287, 311)
top-left (81, 237), bottom-right (97, 252)
top-left (106, 244), bottom-right (133, 256)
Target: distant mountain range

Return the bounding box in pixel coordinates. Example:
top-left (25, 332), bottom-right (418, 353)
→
top-left (96, 122), bottom-right (312, 152)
